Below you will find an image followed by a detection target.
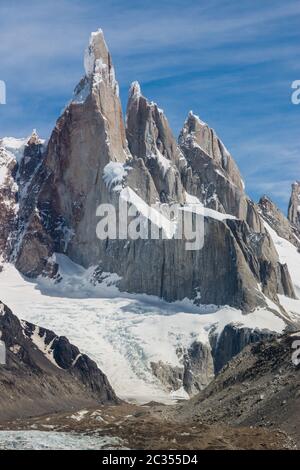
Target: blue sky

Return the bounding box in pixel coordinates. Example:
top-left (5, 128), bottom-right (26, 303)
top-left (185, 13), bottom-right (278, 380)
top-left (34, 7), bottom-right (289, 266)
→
top-left (0, 0), bottom-right (299, 213)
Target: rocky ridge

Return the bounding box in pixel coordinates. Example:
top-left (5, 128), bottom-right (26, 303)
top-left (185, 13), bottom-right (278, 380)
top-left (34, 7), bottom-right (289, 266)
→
top-left (0, 300), bottom-right (118, 422)
top-left (172, 331), bottom-right (300, 447)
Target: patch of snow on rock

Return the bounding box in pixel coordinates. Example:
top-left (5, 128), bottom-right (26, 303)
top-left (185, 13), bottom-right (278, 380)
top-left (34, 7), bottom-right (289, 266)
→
top-left (103, 162), bottom-right (129, 191)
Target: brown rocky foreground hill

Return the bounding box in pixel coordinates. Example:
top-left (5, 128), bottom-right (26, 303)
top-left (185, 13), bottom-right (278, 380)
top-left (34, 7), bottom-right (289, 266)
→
top-left (1, 331), bottom-right (298, 450)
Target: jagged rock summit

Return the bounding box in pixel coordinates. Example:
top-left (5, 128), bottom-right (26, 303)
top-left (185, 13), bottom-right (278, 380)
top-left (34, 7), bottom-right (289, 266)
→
top-left (179, 110), bottom-right (263, 232)
top-left (288, 181), bottom-right (300, 230)
top-left (126, 80), bottom-right (185, 204)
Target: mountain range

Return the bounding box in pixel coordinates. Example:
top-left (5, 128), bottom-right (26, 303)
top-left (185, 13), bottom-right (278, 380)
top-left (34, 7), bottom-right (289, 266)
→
top-left (0, 30), bottom-right (300, 445)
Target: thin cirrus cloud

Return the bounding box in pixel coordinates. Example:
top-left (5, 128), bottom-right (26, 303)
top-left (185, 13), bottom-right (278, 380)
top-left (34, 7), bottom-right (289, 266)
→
top-left (0, 0), bottom-right (299, 212)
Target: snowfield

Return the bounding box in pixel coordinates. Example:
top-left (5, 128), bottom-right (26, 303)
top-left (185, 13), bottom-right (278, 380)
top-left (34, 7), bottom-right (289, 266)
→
top-left (0, 249), bottom-right (294, 404)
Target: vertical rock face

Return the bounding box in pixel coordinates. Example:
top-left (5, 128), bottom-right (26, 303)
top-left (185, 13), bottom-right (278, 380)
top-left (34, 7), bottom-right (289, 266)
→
top-left (82, 29), bottom-right (128, 162)
top-left (126, 82), bottom-right (185, 203)
top-left (288, 181), bottom-right (300, 230)
top-left (2, 132), bottom-right (56, 277)
top-left (18, 130), bottom-right (44, 186)
top-left (179, 112), bottom-right (263, 232)
top-left (225, 218), bottom-right (296, 302)
top-left (0, 146), bottom-right (18, 258)
top-left (97, 218), bottom-right (267, 310)
top-left (0, 132), bottom-right (45, 262)
top-left (16, 30), bottom-right (130, 271)
top-left (150, 341), bottom-right (214, 397)
top-left (180, 111), bottom-right (244, 189)
top-left (182, 341), bottom-right (215, 395)
top-left (209, 323), bottom-right (278, 373)
top-left (179, 112), bottom-right (244, 206)
top-left (258, 195), bottom-right (300, 249)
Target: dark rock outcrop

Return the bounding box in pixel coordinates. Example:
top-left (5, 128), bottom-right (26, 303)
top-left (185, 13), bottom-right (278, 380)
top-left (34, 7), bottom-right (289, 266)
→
top-left (0, 145), bottom-right (19, 258)
top-left (151, 361), bottom-right (183, 393)
top-left (288, 181), bottom-right (300, 231)
top-left (150, 341), bottom-right (214, 396)
top-left (0, 132), bottom-right (47, 265)
top-left (182, 341), bottom-right (214, 395)
top-left (0, 301), bottom-right (119, 421)
top-left (18, 130), bottom-right (44, 186)
top-left (209, 323), bottom-right (278, 373)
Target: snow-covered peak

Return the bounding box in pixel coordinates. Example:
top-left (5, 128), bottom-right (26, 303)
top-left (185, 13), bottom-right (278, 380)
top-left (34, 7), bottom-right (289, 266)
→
top-left (83, 28), bottom-right (119, 97)
top-left (0, 132), bottom-right (45, 190)
top-left (30, 128), bottom-right (38, 139)
top-left (27, 129), bottom-right (43, 146)
top-left (186, 110), bottom-right (207, 128)
top-left (179, 112), bottom-right (208, 151)
top-left (90, 28), bottom-right (105, 42)
top-left (0, 132), bottom-right (45, 163)
top-left (84, 29), bottom-right (108, 77)
top-left (128, 82), bottom-right (164, 115)
top-left (0, 137), bottom-right (28, 163)
top-left (129, 81), bottom-right (142, 99)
